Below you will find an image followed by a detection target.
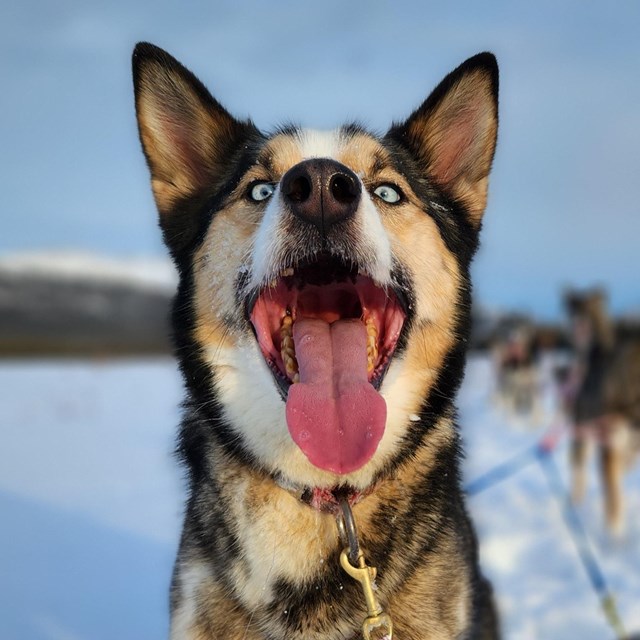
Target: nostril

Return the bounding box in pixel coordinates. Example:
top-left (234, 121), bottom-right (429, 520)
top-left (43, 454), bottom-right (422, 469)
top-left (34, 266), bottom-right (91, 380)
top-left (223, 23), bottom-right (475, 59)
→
top-left (285, 175), bottom-right (312, 202)
top-left (330, 174), bottom-right (358, 204)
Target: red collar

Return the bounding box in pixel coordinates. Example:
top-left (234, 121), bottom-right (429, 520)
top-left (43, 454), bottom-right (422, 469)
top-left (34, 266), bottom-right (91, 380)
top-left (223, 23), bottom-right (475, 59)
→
top-left (296, 484), bottom-right (377, 515)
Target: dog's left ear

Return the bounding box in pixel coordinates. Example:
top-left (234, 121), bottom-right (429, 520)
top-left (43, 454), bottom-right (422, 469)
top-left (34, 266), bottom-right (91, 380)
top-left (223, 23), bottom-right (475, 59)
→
top-left (132, 43), bottom-right (259, 247)
top-left (387, 53), bottom-right (498, 226)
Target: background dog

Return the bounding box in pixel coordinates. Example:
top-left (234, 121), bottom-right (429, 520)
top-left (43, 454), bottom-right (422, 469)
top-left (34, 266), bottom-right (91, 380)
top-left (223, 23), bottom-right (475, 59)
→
top-left (564, 289), bottom-right (640, 536)
top-left (133, 43), bottom-right (499, 639)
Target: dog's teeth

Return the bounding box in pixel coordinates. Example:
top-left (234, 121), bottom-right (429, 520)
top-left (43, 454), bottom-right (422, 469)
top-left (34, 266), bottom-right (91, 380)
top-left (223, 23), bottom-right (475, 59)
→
top-left (281, 315), bottom-right (299, 382)
top-left (365, 317), bottom-right (378, 374)
top-left (282, 267), bottom-right (294, 277)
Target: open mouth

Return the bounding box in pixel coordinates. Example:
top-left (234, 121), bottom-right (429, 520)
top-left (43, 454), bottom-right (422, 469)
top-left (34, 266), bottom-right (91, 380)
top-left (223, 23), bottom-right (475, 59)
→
top-left (248, 254), bottom-right (407, 475)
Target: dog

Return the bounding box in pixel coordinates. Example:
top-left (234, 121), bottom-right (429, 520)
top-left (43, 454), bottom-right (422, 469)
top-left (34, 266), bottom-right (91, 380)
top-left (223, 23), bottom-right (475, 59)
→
top-left (492, 322), bottom-right (540, 419)
top-left (133, 42), bottom-right (500, 639)
top-left (564, 289), bottom-right (640, 536)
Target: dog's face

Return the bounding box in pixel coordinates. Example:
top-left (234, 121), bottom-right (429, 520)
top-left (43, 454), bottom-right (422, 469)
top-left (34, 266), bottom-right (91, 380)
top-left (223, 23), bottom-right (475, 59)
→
top-left (133, 44), bottom-right (498, 494)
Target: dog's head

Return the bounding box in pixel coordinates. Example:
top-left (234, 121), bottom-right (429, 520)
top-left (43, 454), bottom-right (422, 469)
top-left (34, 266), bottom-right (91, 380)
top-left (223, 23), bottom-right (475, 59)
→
top-left (564, 287), bottom-right (613, 351)
top-left (133, 43), bottom-right (498, 494)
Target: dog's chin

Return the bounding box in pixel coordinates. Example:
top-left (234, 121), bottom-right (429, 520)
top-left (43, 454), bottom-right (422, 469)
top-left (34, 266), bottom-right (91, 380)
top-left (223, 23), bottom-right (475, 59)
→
top-left (245, 252), bottom-right (408, 477)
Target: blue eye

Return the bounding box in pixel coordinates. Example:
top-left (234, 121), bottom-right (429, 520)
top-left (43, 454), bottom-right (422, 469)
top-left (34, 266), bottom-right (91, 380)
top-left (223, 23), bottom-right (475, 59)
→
top-left (250, 182), bottom-right (275, 202)
top-left (373, 184), bottom-right (402, 204)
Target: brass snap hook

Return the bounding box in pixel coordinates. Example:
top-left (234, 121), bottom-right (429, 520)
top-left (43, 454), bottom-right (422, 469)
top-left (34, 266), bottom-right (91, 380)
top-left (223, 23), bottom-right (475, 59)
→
top-left (340, 549), bottom-right (393, 640)
top-left (335, 498), bottom-right (393, 640)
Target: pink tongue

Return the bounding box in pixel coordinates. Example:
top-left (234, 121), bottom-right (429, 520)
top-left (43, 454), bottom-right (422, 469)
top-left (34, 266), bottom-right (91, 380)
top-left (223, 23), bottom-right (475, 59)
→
top-left (285, 318), bottom-right (386, 474)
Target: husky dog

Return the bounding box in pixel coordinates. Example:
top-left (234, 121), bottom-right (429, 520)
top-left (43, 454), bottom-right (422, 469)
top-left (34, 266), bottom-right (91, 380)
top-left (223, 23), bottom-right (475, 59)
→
top-left (565, 289), bottom-right (640, 535)
top-left (133, 43), bottom-right (500, 639)
top-left (493, 323), bottom-right (540, 419)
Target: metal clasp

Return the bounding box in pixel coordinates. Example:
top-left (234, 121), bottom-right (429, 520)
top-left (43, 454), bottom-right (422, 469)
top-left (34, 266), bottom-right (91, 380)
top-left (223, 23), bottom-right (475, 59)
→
top-left (336, 498), bottom-right (393, 640)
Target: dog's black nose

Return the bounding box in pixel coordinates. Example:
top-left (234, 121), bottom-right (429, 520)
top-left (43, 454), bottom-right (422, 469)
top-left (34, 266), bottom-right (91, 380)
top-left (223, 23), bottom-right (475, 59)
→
top-left (280, 159), bottom-right (361, 234)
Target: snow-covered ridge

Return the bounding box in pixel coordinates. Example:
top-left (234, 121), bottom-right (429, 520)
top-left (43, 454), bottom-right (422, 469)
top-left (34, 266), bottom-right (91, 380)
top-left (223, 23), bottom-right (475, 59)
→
top-left (0, 251), bottom-right (178, 291)
top-left (0, 251), bottom-right (177, 356)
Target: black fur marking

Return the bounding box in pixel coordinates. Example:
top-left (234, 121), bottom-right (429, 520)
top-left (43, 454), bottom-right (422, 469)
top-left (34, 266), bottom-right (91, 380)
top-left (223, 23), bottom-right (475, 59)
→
top-left (178, 480), bottom-right (245, 595)
top-left (339, 122), bottom-right (369, 139)
top-left (172, 271), bottom-right (264, 481)
top-left (272, 122), bottom-right (303, 138)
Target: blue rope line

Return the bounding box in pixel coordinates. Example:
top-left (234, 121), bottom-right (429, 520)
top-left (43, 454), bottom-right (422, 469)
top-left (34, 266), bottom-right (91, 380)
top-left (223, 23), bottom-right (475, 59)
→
top-left (465, 443), bottom-right (540, 497)
top-left (535, 448), bottom-right (608, 595)
top-left (465, 433), bottom-right (629, 638)
top-left (536, 448), bottom-right (627, 639)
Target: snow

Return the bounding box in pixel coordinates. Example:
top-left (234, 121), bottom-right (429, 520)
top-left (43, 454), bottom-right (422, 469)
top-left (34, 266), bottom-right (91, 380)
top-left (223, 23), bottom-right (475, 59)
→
top-left (0, 360), bottom-right (183, 640)
top-left (462, 355), bottom-right (640, 639)
top-left (1, 356), bottom-right (638, 639)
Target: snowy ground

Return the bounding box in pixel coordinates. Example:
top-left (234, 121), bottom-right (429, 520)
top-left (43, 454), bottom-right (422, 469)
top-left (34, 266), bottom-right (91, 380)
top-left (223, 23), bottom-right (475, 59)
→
top-left (0, 356), bottom-right (638, 639)
top-left (462, 355), bottom-right (640, 639)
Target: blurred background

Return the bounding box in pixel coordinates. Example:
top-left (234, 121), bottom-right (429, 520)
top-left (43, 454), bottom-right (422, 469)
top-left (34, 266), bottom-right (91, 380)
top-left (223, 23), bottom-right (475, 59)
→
top-left (1, 1), bottom-right (639, 638)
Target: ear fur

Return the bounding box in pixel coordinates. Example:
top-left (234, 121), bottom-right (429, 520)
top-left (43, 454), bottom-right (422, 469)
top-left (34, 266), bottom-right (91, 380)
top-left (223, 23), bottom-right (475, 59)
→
top-left (132, 43), bottom-right (258, 228)
top-left (387, 53), bottom-right (499, 225)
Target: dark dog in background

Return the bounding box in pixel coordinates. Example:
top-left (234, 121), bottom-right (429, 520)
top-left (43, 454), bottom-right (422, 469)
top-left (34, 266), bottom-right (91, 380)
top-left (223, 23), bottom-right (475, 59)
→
top-left (565, 289), bottom-right (640, 535)
top-left (133, 42), bottom-right (500, 639)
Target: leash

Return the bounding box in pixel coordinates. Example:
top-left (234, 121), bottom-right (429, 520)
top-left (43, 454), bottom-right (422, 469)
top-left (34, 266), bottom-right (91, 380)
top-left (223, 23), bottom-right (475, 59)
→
top-left (466, 427), bottom-right (631, 640)
top-left (465, 441), bottom-right (542, 496)
top-left (336, 498), bottom-right (393, 640)
top-left (536, 447), bottom-right (628, 640)
top-left (465, 424), bottom-right (565, 496)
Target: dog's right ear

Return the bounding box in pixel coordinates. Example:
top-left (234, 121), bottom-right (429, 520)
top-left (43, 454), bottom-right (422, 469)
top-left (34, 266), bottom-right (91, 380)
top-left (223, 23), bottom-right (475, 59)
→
top-left (132, 43), bottom-right (258, 246)
top-left (386, 53), bottom-right (498, 228)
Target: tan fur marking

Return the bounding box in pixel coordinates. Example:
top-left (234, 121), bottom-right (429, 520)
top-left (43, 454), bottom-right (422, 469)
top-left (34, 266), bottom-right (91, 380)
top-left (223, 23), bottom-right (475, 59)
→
top-left (388, 547), bottom-right (471, 640)
top-left (259, 134), bottom-right (305, 177)
top-left (213, 452), bottom-right (338, 607)
top-left (337, 134), bottom-right (391, 177)
top-left (178, 582), bottom-right (260, 639)
top-left (385, 201), bottom-right (460, 394)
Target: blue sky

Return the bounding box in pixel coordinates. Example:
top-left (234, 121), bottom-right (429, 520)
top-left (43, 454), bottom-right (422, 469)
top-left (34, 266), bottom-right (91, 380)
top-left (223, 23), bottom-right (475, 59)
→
top-left (2, 1), bottom-right (639, 319)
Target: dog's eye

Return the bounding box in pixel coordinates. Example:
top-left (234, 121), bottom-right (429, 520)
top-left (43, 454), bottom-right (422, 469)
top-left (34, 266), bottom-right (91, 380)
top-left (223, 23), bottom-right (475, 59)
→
top-left (249, 182), bottom-right (276, 202)
top-left (373, 184), bottom-right (402, 204)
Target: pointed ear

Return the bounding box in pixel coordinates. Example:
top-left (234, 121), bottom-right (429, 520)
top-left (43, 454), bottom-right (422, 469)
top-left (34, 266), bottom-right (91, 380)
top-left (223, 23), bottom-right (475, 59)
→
top-left (387, 53), bottom-right (498, 226)
top-left (132, 43), bottom-right (258, 220)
